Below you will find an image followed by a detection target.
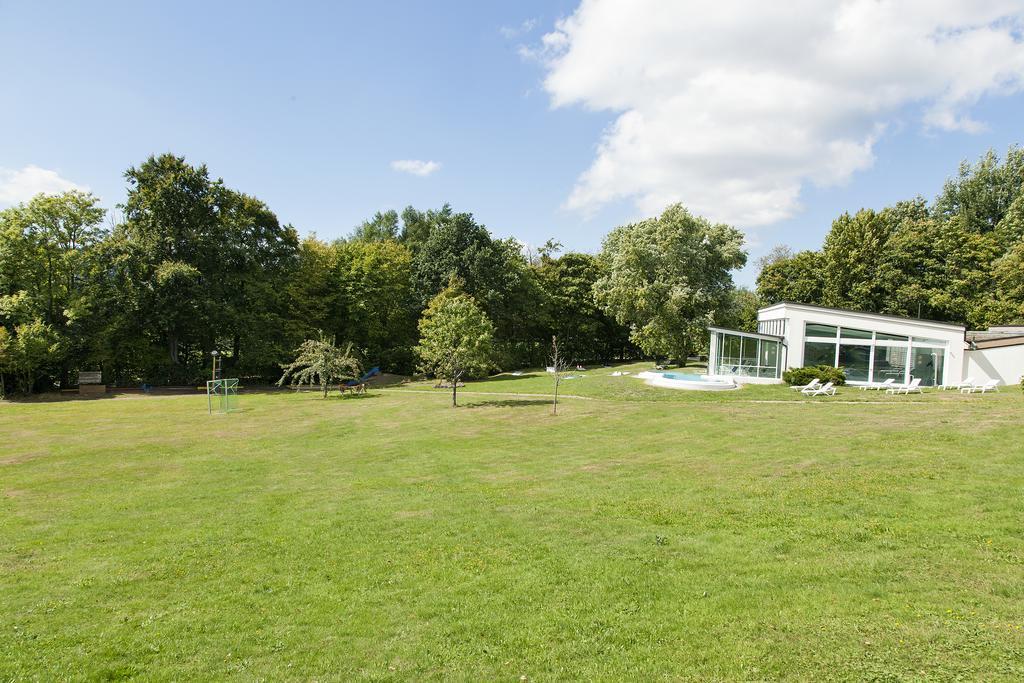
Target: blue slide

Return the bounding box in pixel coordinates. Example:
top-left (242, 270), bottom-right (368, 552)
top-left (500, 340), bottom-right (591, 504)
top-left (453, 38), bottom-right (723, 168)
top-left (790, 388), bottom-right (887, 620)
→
top-left (345, 367), bottom-right (380, 387)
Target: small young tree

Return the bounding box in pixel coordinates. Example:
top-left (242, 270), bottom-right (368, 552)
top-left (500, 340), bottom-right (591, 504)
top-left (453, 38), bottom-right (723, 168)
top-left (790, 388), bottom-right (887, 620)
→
top-left (8, 320), bottom-right (60, 394)
top-left (277, 332), bottom-right (362, 398)
top-left (549, 335), bottom-right (569, 415)
top-left (415, 285), bottom-right (495, 407)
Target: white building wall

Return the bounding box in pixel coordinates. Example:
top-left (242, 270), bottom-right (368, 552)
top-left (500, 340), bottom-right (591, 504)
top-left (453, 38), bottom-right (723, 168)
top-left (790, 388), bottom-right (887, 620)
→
top-left (965, 345), bottom-right (1024, 387)
top-left (757, 303), bottom-right (966, 385)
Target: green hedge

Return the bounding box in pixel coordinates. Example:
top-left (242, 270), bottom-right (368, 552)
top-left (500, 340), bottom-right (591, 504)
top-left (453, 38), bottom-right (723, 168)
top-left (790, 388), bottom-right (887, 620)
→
top-left (783, 365), bottom-right (847, 386)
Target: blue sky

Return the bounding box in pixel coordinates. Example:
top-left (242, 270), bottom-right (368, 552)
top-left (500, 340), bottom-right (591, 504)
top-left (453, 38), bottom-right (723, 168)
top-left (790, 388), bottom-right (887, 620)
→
top-left (2, 1), bottom-right (1023, 285)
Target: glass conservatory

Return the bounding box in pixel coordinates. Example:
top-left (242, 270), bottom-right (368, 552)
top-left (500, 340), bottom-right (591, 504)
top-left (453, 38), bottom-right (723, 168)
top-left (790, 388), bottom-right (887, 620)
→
top-left (707, 327), bottom-right (784, 380)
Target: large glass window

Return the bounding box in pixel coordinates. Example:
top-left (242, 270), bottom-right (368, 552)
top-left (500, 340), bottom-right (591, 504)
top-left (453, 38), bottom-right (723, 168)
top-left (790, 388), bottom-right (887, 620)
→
top-left (912, 337), bottom-right (947, 347)
top-left (805, 323), bottom-right (838, 338)
top-left (872, 345), bottom-right (907, 383)
top-left (911, 346), bottom-right (944, 386)
top-left (741, 337), bottom-right (758, 374)
top-left (714, 332), bottom-right (781, 379)
top-left (759, 340), bottom-right (779, 378)
top-left (719, 333), bottom-right (740, 368)
top-left (838, 344), bottom-right (871, 381)
top-left (803, 340), bottom-right (837, 366)
top-left (795, 321), bottom-right (949, 385)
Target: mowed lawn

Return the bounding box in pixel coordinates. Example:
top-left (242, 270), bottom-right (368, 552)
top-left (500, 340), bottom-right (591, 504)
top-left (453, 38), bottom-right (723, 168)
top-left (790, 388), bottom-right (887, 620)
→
top-left (2, 367), bottom-right (1023, 680)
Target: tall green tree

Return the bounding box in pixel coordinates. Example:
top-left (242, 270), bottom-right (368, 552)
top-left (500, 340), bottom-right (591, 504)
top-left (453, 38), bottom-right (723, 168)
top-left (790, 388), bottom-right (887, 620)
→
top-left (594, 204), bottom-right (746, 362)
top-left (411, 207), bottom-right (544, 368)
top-left (717, 287), bottom-right (760, 333)
top-left (335, 239), bottom-right (417, 371)
top-left (535, 251), bottom-right (633, 362)
top-left (0, 191), bottom-right (106, 387)
top-left (933, 146), bottom-right (1024, 233)
top-left (115, 154), bottom-right (299, 382)
top-left (351, 210), bottom-right (400, 242)
top-left (415, 283), bottom-right (495, 407)
top-left (755, 250), bottom-right (824, 306)
top-left (117, 154), bottom-right (223, 379)
top-left (876, 215), bottom-right (1000, 326)
top-left (819, 200), bottom-right (933, 313)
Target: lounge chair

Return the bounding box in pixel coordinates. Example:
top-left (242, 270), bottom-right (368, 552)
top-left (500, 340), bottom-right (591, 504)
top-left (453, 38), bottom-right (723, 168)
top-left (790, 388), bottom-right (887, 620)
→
top-left (887, 377), bottom-right (922, 394)
top-left (859, 378), bottom-right (895, 391)
top-left (941, 377), bottom-right (973, 391)
top-left (803, 381), bottom-right (836, 396)
top-left (791, 378), bottom-right (821, 391)
top-left (960, 379), bottom-right (999, 394)
top-left (342, 366), bottom-right (380, 394)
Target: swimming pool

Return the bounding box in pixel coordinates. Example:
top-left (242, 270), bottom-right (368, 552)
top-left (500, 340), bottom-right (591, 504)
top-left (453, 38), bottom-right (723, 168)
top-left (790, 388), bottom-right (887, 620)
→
top-left (662, 372), bottom-right (707, 381)
top-left (636, 370), bottom-right (739, 391)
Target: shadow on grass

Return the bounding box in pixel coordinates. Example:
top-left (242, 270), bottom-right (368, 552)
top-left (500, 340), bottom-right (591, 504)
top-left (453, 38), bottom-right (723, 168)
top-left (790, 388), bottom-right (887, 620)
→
top-left (464, 399), bottom-right (552, 409)
top-left (477, 373), bottom-right (541, 383)
top-left (341, 392), bottom-right (383, 401)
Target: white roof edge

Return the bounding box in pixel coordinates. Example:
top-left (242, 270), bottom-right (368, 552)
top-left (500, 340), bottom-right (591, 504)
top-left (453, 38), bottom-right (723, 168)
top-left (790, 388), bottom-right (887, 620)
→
top-left (708, 326), bottom-right (784, 340)
top-left (758, 302), bottom-right (966, 332)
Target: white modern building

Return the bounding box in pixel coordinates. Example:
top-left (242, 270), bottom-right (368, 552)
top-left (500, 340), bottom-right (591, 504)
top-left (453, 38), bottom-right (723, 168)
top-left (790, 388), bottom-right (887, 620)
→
top-left (707, 302), bottom-right (1023, 387)
top-left (965, 326), bottom-right (1024, 386)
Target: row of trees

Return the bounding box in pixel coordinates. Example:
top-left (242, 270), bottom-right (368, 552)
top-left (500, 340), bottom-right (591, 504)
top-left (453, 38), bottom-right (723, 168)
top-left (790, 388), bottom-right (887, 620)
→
top-left (3, 147), bottom-right (1020, 395)
top-left (756, 148), bottom-right (1024, 328)
top-left (0, 153), bottom-right (750, 394)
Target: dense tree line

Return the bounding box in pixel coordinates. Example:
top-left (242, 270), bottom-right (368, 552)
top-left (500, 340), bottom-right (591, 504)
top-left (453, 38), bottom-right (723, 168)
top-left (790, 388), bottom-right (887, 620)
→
top-left (4, 148), bottom-right (1021, 395)
top-left (1, 154), bottom-right (648, 393)
top-left (757, 147), bottom-right (1024, 328)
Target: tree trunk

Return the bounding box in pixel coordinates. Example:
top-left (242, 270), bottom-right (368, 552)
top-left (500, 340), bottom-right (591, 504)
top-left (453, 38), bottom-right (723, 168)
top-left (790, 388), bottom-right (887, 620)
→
top-left (452, 377), bottom-right (458, 407)
top-left (553, 380), bottom-right (558, 415)
top-left (168, 333), bottom-right (179, 366)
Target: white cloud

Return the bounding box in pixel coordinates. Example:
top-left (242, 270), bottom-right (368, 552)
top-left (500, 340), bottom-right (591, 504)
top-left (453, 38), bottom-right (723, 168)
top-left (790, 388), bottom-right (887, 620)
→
top-left (530, 0), bottom-right (1024, 229)
top-left (390, 159), bottom-right (442, 177)
top-left (500, 18), bottom-right (538, 40)
top-left (0, 165), bottom-right (86, 204)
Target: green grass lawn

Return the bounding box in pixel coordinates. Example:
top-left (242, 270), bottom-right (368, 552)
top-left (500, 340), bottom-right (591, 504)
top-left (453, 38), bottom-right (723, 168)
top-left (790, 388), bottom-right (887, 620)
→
top-left (2, 364), bottom-right (1023, 680)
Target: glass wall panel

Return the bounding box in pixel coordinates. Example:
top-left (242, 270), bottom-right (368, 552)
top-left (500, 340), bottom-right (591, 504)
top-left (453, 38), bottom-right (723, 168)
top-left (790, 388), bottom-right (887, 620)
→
top-left (722, 334), bottom-right (740, 366)
top-left (838, 344), bottom-right (871, 381)
top-left (805, 323), bottom-right (838, 337)
top-left (840, 327), bottom-right (873, 339)
top-left (714, 332), bottom-right (782, 378)
top-left (910, 346), bottom-right (944, 386)
top-left (759, 340), bottom-right (779, 378)
top-left (740, 337), bottom-right (758, 374)
top-left (872, 345), bottom-right (907, 383)
top-left (803, 340), bottom-right (837, 366)
top-left (876, 332), bottom-right (907, 341)
top-left (912, 337), bottom-right (947, 347)
top-left (716, 332), bottom-right (740, 374)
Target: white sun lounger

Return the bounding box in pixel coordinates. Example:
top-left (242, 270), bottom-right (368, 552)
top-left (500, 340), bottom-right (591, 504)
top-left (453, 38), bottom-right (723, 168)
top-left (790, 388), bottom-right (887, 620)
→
top-left (859, 378), bottom-right (895, 391)
top-left (886, 377), bottom-right (922, 394)
top-left (960, 379), bottom-right (1000, 394)
top-left (941, 376), bottom-right (973, 391)
top-left (791, 378), bottom-right (821, 391)
top-left (803, 381), bottom-right (836, 396)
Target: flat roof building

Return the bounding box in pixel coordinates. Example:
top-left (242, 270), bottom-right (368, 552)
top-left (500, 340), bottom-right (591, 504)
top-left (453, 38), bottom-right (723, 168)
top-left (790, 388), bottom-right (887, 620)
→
top-left (707, 302), bottom-right (1024, 387)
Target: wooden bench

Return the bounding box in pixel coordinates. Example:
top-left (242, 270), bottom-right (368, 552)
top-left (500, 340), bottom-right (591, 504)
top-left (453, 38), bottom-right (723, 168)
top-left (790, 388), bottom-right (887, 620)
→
top-left (78, 371), bottom-right (106, 395)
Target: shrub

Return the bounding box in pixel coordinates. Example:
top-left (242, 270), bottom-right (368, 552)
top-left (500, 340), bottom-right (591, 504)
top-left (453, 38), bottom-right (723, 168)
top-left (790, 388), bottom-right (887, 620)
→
top-left (783, 365), bottom-right (847, 387)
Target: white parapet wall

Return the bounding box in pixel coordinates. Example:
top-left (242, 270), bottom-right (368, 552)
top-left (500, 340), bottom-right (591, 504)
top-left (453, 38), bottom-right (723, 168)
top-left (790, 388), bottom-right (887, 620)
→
top-left (965, 344), bottom-right (1024, 387)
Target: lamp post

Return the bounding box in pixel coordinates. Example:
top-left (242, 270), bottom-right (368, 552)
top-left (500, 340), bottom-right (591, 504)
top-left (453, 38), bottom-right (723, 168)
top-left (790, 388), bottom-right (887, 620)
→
top-left (211, 350), bottom-right (220, 382)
